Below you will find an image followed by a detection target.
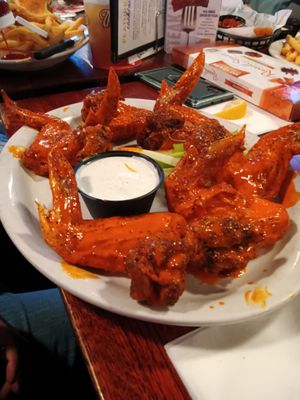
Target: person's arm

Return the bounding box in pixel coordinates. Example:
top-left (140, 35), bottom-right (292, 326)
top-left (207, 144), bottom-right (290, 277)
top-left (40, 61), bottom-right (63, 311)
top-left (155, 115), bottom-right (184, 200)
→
top-left (0, 320), bottom-right (19, 399)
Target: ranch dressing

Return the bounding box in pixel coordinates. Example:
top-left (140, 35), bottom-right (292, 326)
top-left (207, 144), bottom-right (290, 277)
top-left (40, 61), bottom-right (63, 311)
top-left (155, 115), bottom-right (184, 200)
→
top-left (76, 156), bottom-right (160, 201)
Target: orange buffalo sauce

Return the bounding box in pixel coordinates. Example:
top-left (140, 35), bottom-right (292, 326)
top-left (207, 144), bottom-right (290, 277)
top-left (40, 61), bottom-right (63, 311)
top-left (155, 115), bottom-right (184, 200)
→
top-left (193, 271), bottom-right (220, 285)
top-left (192, 268), bottom-right (245, 285)
top-left (8, 145), bottom-right (26, 158)
top-left (61, 261), bottom-right (99, 280)
top-left (245, 286), bottom-right (271, 308)
top-left (254, 27), bottom-right (273, 37)
top-left (280, 171), bottom-right (300, 208)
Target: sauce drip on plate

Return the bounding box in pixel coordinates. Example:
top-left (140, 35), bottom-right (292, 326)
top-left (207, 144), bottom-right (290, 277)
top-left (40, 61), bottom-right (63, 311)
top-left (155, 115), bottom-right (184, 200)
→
top-left (245, 286), bottom-right (272, 308)
top-left (8, 145), bottom-right (26, 158)
top-left (280, 171), bottom-right (300, 208)
top-left (61, 261), bottom-right (99, 280)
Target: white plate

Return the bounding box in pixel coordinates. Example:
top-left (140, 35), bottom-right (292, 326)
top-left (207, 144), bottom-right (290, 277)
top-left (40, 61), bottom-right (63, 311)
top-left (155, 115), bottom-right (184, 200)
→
top-left (0, 36), bottom-right (89, 71)
top-left (0, 99), bottom-right (299, 327)
top-left (269, 37), bottom-right (300, 66)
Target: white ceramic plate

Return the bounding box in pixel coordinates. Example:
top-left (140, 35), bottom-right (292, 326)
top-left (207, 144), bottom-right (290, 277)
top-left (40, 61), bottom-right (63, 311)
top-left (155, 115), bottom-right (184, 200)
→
top-left (0, 36), bottom-right (89, 71)
top-left (269, 37), bottom-right (300, 66)
top-left (0, 99), bottom-right (299, 327)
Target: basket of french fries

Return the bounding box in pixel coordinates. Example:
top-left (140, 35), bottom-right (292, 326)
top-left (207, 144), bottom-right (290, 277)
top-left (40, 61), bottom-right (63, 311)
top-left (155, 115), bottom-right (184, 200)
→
top-left (0, 0), bottom-right (87, 71)
top-left (280, 34), bottom-right (300, 66)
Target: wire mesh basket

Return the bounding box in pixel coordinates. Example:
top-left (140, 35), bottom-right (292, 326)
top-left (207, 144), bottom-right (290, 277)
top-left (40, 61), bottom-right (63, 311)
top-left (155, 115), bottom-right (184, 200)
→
top-left (216, 29), bottom-right (281, 51)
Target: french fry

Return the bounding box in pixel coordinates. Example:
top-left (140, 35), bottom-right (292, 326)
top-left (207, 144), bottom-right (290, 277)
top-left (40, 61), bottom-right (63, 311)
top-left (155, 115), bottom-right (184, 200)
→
top-left (45, 15), bottom-right (58, 31)
top-left (286, 49), bottom-right (298, 62)
top-left (280, 35), bottom-right (300, 65)
top-left (64, 29), bottom-right (85, 40)
top-left (48, 24), bottom-right (64, 43)
top-left (1, 3), bottom-right (86, 58)
top-left (65, 17), bottom-right (84, 33)
top-left (286, 34), bottom-right (300, 53)
top-left (15, 41), bottom-right (34, 52)
top-left (57, 21), bottom-right (71, 31)
top-left (0, 39), bottom-right (20, 49)
top-left (281, 43), bottom-right (291, 56)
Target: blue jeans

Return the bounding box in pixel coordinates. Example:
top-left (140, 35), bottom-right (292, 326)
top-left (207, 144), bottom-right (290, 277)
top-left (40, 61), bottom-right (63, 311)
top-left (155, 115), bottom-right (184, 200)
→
top-left (0, 289), bottom-right (96, 400)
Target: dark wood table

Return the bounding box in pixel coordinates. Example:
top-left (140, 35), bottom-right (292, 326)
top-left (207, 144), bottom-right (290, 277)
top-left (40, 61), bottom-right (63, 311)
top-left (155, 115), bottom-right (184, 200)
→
top-left (0, 44), bottom-right (172, 99)
top-left (2, 81), bottom-right (195, 400)
top-left (61, 291), bottom-right (194, 400)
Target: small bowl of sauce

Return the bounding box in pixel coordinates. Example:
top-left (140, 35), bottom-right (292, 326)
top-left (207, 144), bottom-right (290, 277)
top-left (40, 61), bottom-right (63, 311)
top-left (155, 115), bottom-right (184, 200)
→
top-left (0, 52), bottom-right (31, 61)
top-left (75, 151), bottom-right (164, 218)
top-left (218, 15), bottom-right (246, 29)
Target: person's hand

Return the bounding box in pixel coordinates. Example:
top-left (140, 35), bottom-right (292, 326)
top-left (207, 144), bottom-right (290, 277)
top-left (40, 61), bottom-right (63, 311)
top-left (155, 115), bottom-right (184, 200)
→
top-left (0, 320), bottom-right (19, 399)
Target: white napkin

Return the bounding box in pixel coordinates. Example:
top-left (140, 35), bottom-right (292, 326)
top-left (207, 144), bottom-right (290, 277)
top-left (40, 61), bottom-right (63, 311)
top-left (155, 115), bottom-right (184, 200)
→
top-left (165, 294), bottom-right (300, 400)
top-left (221, 0), bottom-right (243, 8)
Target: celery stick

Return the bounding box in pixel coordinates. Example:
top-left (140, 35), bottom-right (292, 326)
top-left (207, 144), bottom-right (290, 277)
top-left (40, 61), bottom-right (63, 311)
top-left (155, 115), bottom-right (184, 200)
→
top-left (139, 149), bottom-right (179, 167)
top-left (118, 146), bottom-right (181, 168)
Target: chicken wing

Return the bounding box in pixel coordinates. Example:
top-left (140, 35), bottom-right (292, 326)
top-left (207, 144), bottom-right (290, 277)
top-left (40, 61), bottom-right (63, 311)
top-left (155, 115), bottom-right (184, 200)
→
top-left (221, 122), bottom-right (300, 200)
top-left (165, 127), bottom-right (290, 279)
top-left (1, 91), bottom-right (112, 176)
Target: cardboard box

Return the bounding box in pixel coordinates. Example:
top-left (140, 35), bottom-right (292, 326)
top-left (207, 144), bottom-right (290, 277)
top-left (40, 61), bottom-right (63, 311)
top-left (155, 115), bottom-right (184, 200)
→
top-left (164, 0), bottom-right (222, 54)
top-left (172, 45), bottom-right (300, 121)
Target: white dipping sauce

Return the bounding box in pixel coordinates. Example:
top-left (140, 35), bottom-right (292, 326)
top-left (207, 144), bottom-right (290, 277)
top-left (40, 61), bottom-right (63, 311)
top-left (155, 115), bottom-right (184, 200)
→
top-left (76, 156), bottom-right (160, 201)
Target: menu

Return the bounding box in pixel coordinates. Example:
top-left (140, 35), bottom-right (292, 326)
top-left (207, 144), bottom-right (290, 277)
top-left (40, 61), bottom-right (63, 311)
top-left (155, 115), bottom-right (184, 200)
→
top-left (164, 0), bottom-right (222, 54)
top-left (110, 0), bottom-right (165, 63)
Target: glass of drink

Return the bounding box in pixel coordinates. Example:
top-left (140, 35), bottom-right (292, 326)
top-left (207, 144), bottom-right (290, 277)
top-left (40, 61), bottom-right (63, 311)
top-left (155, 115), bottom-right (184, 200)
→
top-left (83, 0), bottom-right (111, 69)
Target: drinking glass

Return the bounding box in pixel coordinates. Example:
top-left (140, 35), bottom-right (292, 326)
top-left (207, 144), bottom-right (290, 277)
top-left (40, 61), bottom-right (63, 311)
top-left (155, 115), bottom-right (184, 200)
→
top-left (83, 0), bottom-right (111, 69)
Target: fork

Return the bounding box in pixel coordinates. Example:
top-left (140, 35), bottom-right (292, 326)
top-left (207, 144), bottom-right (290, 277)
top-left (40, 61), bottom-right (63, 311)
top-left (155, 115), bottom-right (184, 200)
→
top-left (181, 6), bottom-right (197, 47)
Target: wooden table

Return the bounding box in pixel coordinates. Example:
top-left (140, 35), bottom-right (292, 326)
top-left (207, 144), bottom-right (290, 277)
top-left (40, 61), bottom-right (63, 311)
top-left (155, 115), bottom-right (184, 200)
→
top-left (62, 292), bottom-right (194, 400)
top-left (2, 81), bottom-right (195, 400)
top-left (0, 44), bottom-right (172, 99)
